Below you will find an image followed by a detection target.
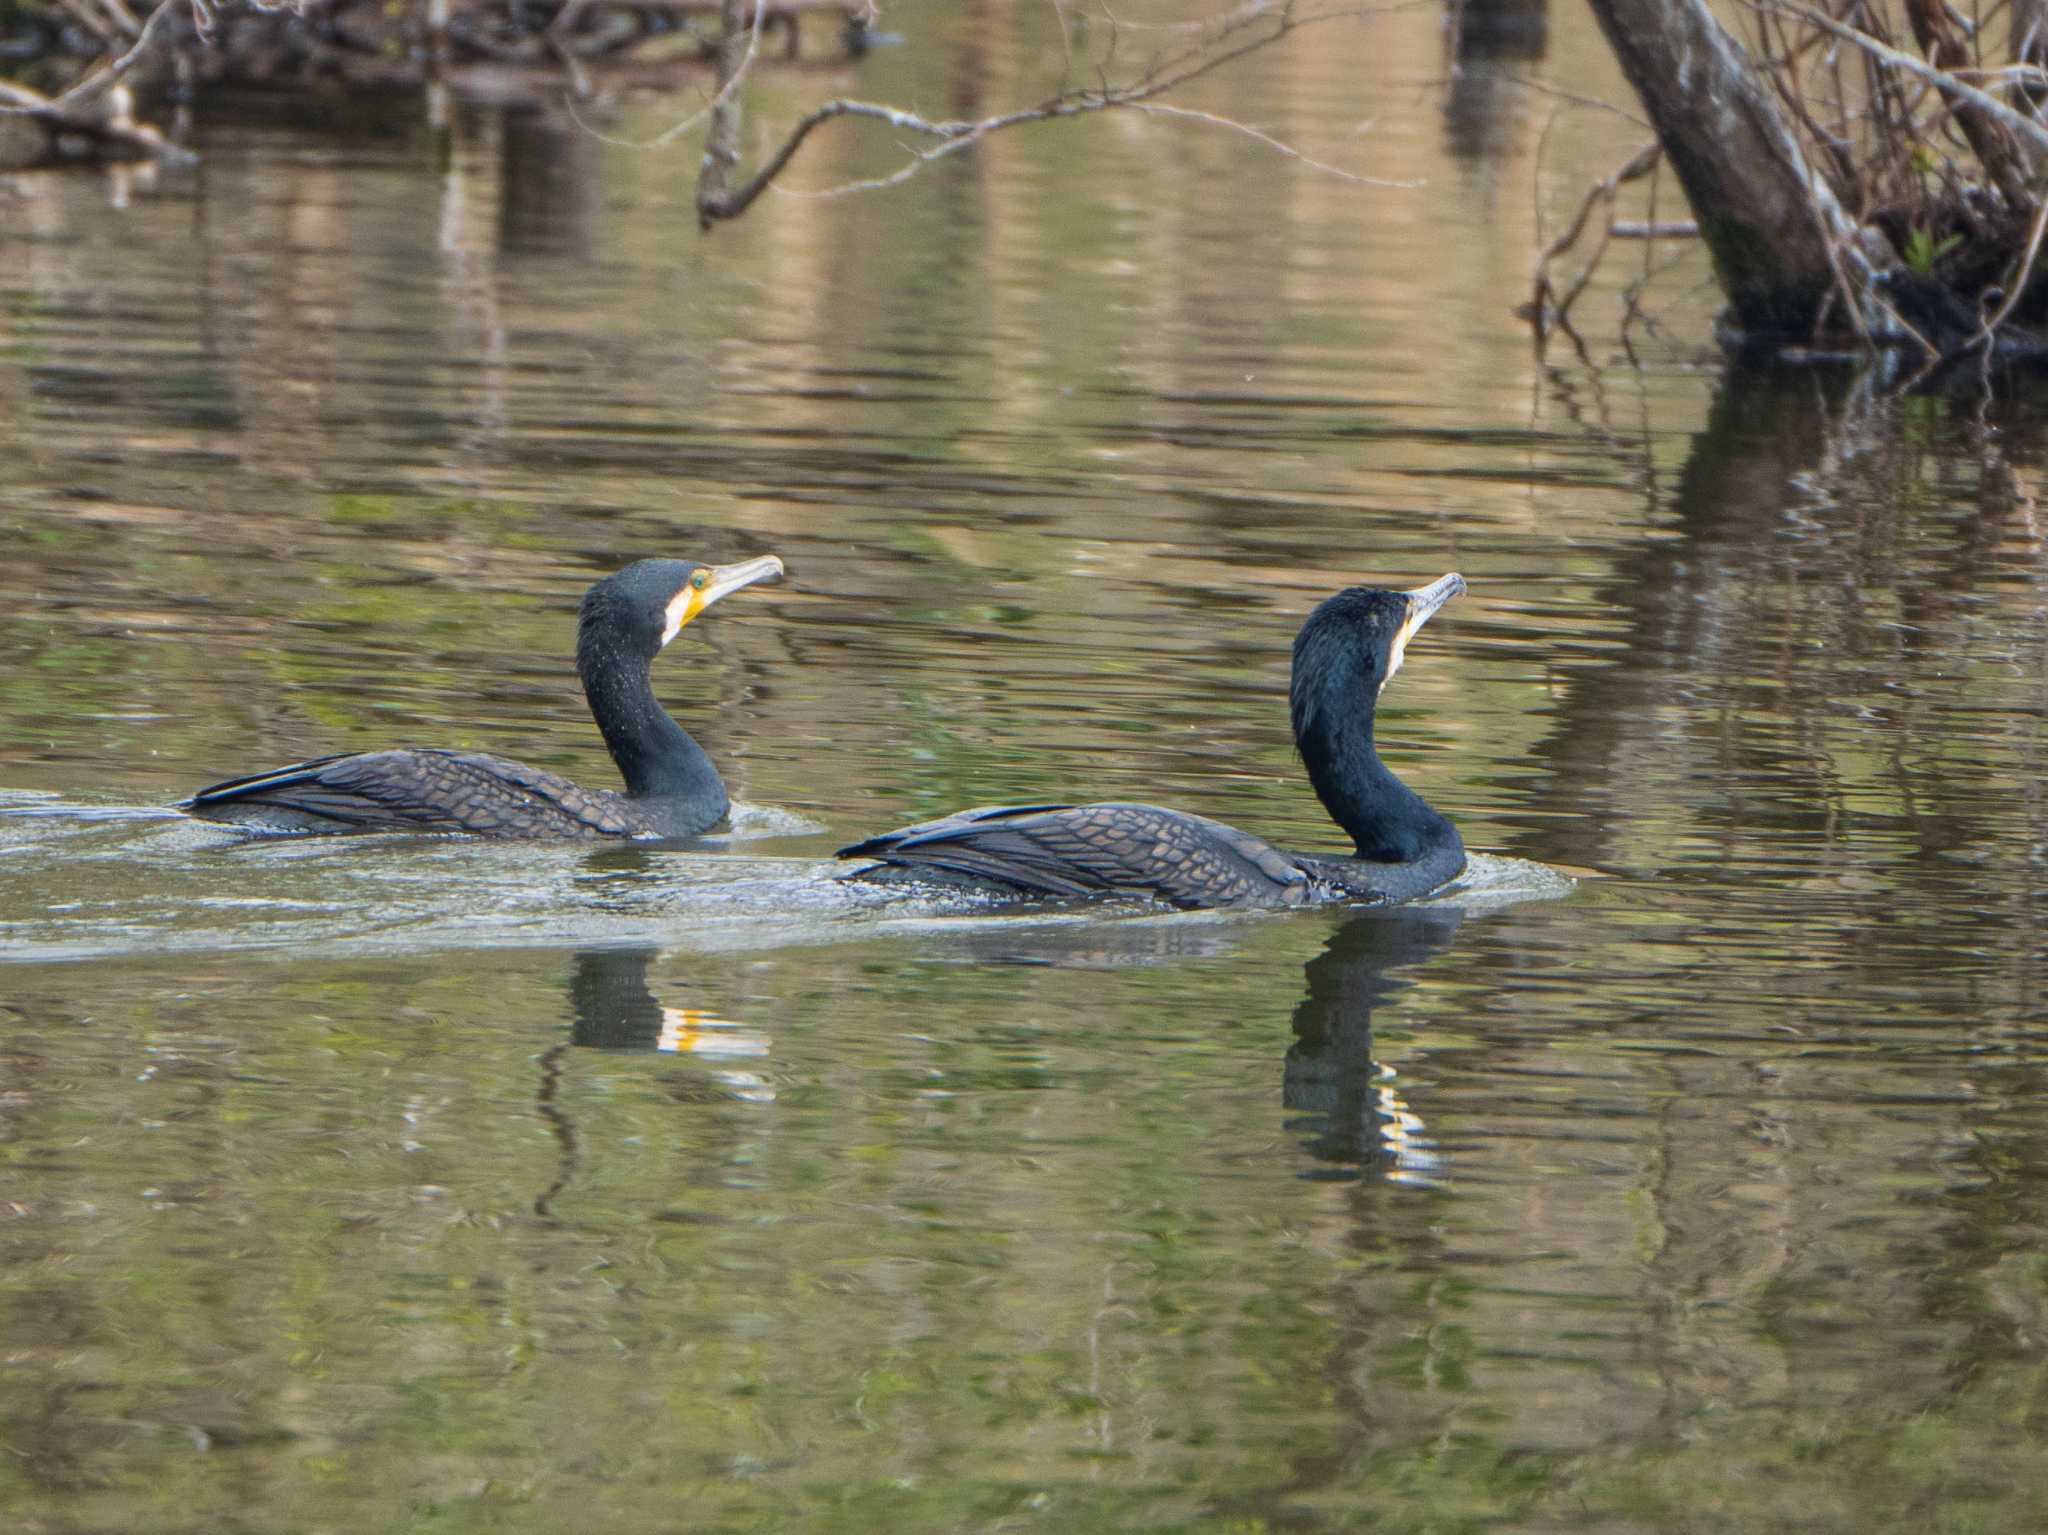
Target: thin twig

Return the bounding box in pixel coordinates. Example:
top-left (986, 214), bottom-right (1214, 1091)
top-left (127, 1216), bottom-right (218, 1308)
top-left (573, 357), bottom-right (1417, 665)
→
top-left (1970, 192), bottom-right (2048, 351)
top-left (546, 31), bottom-right (594, 98)
top-left (0, 0), bottom-right (197, 163)
top-left (1050, 0), bottom-right (1076, 88)
top-left (769, 116), bottom-right (989, 200)
top-left (52, 0), bottom-right (189, 115)
top-left (54, 0), bottom-right (122, 45)
top-left (547, 0), bottom-right (597, 39)
top-left (1530, 140), bottom-right (1659, 330)
top-left (697, 0), bottom-right (1418, 224)
top-left (1612, 221), bottom-right (1699, 238)
top-left (95, 0), bottom-right (145, 39)
top-left (1497, 69), bottom-right (1651, 129)
top-left (1127, 102), bottom-right (1419, 188)
top-left (563, 0), bottom-right (767, 150)
top-left (1093, 0), bottom-right (1299, 36)
top-left (1620, 156), bottom-right (1662, 338)
top-left (1761, 0), bottom-right (2048, 156)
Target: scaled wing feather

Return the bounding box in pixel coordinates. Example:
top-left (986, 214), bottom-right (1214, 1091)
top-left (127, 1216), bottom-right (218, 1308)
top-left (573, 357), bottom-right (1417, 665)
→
top-left (840, 801), bottom-right (1310, 909)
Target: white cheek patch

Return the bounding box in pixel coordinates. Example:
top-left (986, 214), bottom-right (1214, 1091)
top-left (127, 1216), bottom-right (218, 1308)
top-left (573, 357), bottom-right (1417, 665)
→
top-left (661, 589), bottom-right (696, 648)
top-left (1380, 622), bottom-right (1416, 695)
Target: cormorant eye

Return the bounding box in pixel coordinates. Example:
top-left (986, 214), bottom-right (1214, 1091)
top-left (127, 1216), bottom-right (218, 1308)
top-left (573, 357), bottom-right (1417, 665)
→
top-left (691, 572), bottom-right (708, 590)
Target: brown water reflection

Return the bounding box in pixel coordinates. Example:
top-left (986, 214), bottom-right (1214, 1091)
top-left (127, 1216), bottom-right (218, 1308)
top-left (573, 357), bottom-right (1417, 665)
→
top-left (6, 3), bottom-right (2048, 1531)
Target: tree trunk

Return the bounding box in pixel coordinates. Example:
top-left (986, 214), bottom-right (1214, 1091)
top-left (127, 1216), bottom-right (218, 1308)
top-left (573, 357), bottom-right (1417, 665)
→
top-left (1586, 0), bottom-right (1868, 338)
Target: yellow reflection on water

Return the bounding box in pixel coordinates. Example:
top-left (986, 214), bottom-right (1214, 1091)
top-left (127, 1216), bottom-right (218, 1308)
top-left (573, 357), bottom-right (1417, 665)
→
top-left (656, 1005), bottom-right (774, 1102)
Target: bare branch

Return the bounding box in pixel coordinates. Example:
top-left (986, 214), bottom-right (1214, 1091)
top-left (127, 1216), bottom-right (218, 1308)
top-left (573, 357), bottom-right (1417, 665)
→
top-left (1970, 193), bottom-right (2048, 351)
top-left (1496, 70), bottom-right (1651, 129)
top-left (53, 0), bottom-right (124, 46)
top-left (1612, 221), bottom-right (1699, 238)
top-left (52, 0), bottom-right (190, 116)
top-left (1049, 0), bottom-right (1076, 91)
top-left (1094, 0), bottom-right (1296, 36)
top-left (696, 0), bottom-right (1423, 227)
top-left (95, 0), bottom-right (146, 39)
top-left (1530, 141), bottom-right (1661, 333)
top-left (1127, 102), bottom-right (1419, 188)
top-left (568, 0), bottom-right (767, 151)
top-left (1759, 0), bottom-right (2048, 157)
top-left (0, 0), bottom-right (198, 163)
top-left (769, 119), bottom-right (989, 201)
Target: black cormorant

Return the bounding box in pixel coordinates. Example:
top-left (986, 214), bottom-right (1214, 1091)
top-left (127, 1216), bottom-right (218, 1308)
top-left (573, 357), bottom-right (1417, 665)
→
top-left (179, 556), bottom-right (783, 838)
top-left (838, 574), bottom-right (1466, 909)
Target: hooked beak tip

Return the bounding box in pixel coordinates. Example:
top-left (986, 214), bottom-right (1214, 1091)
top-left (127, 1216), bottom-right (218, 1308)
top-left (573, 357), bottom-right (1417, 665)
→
top-left (1406, 572), bottom-right (1465, 621)
top-left (1380, 572), bottom-right (1462, 695)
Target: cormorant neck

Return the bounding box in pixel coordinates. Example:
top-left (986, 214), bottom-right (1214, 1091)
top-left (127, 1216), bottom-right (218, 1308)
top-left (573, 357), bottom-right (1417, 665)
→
top-left (1294, 692), bottom-right (1458, 865)
top-left (577, 643), bottom-right (727, 830)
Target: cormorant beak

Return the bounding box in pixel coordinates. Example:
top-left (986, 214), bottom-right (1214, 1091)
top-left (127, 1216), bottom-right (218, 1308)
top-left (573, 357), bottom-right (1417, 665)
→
top-left (663, 555), bottom-right (785, 647)
top-left (1383, 572), bottom-right (1465, 693)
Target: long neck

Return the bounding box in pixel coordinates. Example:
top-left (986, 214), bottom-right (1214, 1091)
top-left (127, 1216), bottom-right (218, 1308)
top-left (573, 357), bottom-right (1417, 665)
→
top-left (577, 644), bottom-right (727, 822)
top-left (1296, 697), bottom-right (1457, 864)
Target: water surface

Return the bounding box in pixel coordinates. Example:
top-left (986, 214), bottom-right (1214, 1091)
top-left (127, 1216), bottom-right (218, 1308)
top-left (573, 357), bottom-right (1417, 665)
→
top-left (5, 5), bottom-right (2048, 1531)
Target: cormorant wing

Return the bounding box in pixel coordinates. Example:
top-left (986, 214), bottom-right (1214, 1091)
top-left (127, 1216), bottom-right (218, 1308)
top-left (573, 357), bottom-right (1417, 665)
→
top-left (836, 802), bottom-right (1074, 855)
top-left (179, 752), bottom-right (363, 809)
top-left (839, 801), bottom-right (1312, 909)
top-left (182, 749), bottom-right (642, 837)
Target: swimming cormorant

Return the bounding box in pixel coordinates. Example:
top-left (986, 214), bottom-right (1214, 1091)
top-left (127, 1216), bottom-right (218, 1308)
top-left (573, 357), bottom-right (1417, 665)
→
top-left (179, 556), bottom-right (783, 838)
top-left (838, 574), bottom-right (1466, 909)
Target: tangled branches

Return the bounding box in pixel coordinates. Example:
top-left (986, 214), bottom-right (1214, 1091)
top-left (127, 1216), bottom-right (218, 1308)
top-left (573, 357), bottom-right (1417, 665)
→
top-left (1540, 1), bottom-right (2048, 363)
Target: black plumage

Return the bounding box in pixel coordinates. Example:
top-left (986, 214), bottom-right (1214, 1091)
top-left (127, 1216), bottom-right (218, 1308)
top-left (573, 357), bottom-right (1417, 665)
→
top-left (839, 575), bottom-right (1467, 910)
top-left (179, 555), bottom-right (783, 839)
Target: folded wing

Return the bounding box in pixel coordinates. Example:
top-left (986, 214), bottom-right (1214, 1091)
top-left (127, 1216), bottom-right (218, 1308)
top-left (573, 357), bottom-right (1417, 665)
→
top-left (180, 749), bottom-right (644, 837)
top-left (839, 801), bottom-right (1313, 909)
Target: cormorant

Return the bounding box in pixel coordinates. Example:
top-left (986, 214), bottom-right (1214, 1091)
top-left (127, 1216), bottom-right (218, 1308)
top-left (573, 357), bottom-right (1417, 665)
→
top-left (838, 574), bottom-right (1466, 909)
top-left (179, 556), bottom-right (783, 838)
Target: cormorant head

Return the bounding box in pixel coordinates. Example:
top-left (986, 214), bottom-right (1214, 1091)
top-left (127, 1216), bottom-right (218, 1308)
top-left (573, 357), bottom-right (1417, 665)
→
top-left (579, 555), bottom-right (785, 665)
top-left (1291, 573), bottom-right (1464, 737)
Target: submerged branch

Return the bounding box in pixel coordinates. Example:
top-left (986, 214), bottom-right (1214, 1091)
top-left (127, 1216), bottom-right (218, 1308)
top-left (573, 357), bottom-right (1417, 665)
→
top-left (1529, 141), bottom-right (1661, 343)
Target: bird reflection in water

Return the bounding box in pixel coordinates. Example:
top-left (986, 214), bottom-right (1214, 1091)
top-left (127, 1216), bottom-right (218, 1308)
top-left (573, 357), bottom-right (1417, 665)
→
top-left (1284, 909), bottom-right (1464, 1183)
top-left (534, 947), bottom-right (771, 1219)
top-left (567, 946), bottom-right (773, 1102)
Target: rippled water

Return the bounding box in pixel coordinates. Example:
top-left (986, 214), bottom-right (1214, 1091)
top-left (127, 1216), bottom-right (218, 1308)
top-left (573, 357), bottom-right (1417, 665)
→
top-left (0, 790), bottom-right (1568, 961)
top-left (6, 4), bottom-right (2048, 1531)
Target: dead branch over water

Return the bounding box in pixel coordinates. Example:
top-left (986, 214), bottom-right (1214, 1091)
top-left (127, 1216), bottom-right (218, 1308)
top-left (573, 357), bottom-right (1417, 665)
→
top-left (689, 0), bottom-right (1417, 230)
top-left (6, 0), bottom-right (1410, 238)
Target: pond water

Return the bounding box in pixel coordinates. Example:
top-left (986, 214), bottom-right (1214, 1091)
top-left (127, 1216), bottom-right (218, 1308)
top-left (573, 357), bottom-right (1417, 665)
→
top-left (6, 4), bottom-right (2048, 1532)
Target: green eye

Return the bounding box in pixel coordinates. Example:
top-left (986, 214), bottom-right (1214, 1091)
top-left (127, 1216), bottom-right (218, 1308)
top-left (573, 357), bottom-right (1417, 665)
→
top-left (692, 572), bottom-right (708, 590)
